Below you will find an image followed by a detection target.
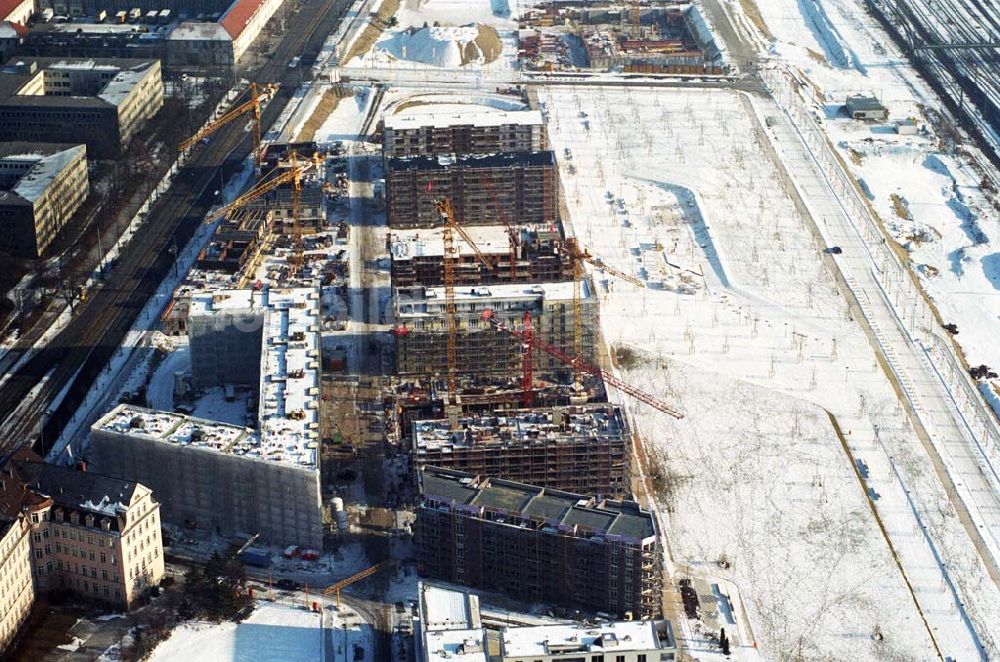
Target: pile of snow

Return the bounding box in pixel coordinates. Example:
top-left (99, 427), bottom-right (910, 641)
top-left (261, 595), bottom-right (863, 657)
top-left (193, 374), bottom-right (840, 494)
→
top-left (375, 25), bottom-right (487, 67)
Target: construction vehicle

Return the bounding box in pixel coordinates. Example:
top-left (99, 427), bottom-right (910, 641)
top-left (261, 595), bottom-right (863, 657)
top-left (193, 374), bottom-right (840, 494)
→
top-left (205, 151), bottom-right (322, 272)
top-left (482, 308), bottom-right (684, 418)
top-left (321, 561), bottom-right (391, 609)
top-left (180, 83), bottom-right (278, 169)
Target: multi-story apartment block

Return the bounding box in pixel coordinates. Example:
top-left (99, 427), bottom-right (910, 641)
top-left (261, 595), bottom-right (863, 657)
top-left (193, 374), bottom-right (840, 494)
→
top-left (0, 514), bottom-right (33, 654)
top-left (416, 468), bottom-right (663, 619)
top-left (394, 281), bottom-right (596, 381)
top-left (92, 287), bottom-right (323, 548)
top-left (386, 151), bottom-right (557, 229)
top-left (390, 224), bottom-right (574, 288)
top-left (382, 109), bottom-right (545, 158)
top-left (412, 405), bottom-right (630, 498)
top-left (0, 450), bottom-right (164, 610)
top-left (0, 58), bottom-right (164, 159)
top-left (0, 142), bottom-right (89, 257)
top-left (185, 289), bottom-right (268, 388)
top-left (89, 405), bottom-right (323, 549)
top-left (499, 621), bottom-right (676, 661)
top-left (415, 582), bottom-right (677, 662)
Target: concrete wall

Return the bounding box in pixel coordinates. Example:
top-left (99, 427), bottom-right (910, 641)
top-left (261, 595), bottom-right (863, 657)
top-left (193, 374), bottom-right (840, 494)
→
top-left (89, 428), bottom-right (323, 549)
top-left (187, 310), bottom-right (263, 388)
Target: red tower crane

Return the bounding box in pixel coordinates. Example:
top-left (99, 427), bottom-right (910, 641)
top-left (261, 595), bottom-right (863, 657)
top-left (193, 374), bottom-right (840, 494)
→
top-left (482, 309), bottom-right (684, 419)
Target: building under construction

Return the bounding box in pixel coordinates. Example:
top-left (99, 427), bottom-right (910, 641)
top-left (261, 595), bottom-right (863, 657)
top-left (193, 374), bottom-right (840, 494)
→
top-left (394, 280), bottom-right (596, 382)
top-left (195, 210), bottom-right (272, 275)
top-left (382, 109), bottom-right (545, 158)
top-left (390, 224), bottom-right (573, 287)
top-left (412, 404), bottom-right (630, 498)
top-left (416, 467), bottom-right (662, 619)
top-left (386, 151), bottom-right (557, 229)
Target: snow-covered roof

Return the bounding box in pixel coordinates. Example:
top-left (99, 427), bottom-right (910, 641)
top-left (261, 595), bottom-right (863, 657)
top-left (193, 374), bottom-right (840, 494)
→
top-left (0, 143), bottom-right (85, 204)
top-left (94, 401), bottom-right (317, 469)
top-left (413, 404), bottom-right (626, 452)
top-left (420, 582), bottom-right (482, 631)
top-left (384, 108), bottom-right (543, 131)
top-left (98, 66), bottom-right (150, 106)
top-left (395, 280), bottom-right (587, 315)
top-left (257, 288), bottom-right (321, 458)
top-left (151, 286), bottom-right (321, 466)
top-left (391, 225), bottom-right (512, 259)
top-left (418, 583), bottom-right (488, 662)
top-left (500, 621), bottom-right (673, 658)
top-left (168, 20), bottom-right (231, 41)
top-left (187, 288), bottom-right (256, 315)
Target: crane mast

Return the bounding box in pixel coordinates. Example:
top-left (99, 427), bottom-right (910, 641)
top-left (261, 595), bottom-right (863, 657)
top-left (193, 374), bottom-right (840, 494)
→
top-left (180, 83), bottom-right (277, 169)
top-left (482, 309), bottom-right (684, 419)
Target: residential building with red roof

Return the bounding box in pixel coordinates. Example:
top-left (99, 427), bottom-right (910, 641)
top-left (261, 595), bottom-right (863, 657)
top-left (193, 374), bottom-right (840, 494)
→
top-left (0, 0), bottom-right (33, 25)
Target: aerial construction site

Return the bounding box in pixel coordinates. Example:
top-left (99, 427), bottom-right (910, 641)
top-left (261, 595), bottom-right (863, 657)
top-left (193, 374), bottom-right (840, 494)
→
top-left (1, 0), bottom-right (1000, 659)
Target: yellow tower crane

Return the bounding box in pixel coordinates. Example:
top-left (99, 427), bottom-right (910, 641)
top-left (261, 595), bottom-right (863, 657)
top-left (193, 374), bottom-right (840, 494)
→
top-left (434, 198), bottom-right (494, 426)
top-left (321, 562), bottom-right (391, 609)
top-left (204, 151), bottom-right (323, 272)
top-left (562, 237), bottom-right (645, 381)
top-left (180, 83), bottom-right (278, 169)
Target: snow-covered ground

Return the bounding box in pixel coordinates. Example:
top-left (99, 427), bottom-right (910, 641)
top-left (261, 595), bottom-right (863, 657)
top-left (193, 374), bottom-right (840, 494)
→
top-left (344, 0), bottom-right (523, 73)
top-left (147, 601), bottom-right (323, 662)
top-left (738, 0), bottom-right (1000, 393)
top-left (539, 83), bottom-right (1000, 660)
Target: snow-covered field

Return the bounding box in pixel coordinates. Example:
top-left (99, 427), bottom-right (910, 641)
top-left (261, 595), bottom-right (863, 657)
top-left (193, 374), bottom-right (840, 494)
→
top-left (147, 602), bottom-right (322, 662)
top-left (740, 0), bottom-right (1000, 393)
top-left (538, 83), bottom-right (1000, 659)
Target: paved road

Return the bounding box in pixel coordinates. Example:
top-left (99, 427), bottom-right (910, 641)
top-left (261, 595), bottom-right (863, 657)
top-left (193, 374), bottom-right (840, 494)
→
top-left (0, 0), bottom-right (354, 455)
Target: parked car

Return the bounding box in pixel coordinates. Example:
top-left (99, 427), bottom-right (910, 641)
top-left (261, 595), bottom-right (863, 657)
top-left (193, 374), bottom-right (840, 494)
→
top-left (277, 579), bottom-right (300, 591)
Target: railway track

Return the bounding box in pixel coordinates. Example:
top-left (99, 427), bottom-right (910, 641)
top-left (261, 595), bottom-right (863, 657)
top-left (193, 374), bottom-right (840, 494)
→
top-left (867, 0), bottom-right (1000, 167)
top-left (0, 0), bottom-right (353, 455)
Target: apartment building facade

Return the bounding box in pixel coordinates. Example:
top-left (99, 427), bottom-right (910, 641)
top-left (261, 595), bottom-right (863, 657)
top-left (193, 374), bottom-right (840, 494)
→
top-left (412, 405), bottom-right (630, 498)
top-left (0, 515), bottom-right (33, 654)
top-left (386, 151), bottom-right (557, 229)
top-left (416, 468), bottom-right (663, 619)
top-left (390, 224), bottom-right (574, 288)
top-left (382, 109), bottom-right (545, 158)
top-left (0, 451), bottom-right (164, 610)
top-left (394, 280), bottom-right (597, 381)
top-left (0, 58), bottom-right (164, 159)
top-left (19, 462), bottom-right (164, 608)
top-left (0, 142), bottom-right (89, 257)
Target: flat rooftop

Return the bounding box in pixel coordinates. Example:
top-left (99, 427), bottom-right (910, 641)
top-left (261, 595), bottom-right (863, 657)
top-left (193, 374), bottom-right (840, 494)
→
top-left (258, 288), bottom-right (321, 454)
top-left (0, 142), bottom-right (84, 205)
top-left (413, 404), bottom-right (626, 452)
top-left (384, 108), bottom-right (543, 131)
top-left (95, 288), bottom-right (320, 469)
top-left (391, 225), bottom-right (512, 260)
top-left (420, 468), bottom-right (656, 542)
top-left (419, 582), bottom-right (488, 662)
top-left (94, 405), bottom-right (315, 468)
top-left (387, 150), bottom-right (555, 172)
top-left (0, 57), bottom-right (158, 109)
top-left (390, 225), bottom-right (560, 260)
top-left (187, 287), bottom-right (321, 457)
top-left (500, 621), bottom-right (674, 658)
top-left (395, 280), bottom-right (588, 314)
